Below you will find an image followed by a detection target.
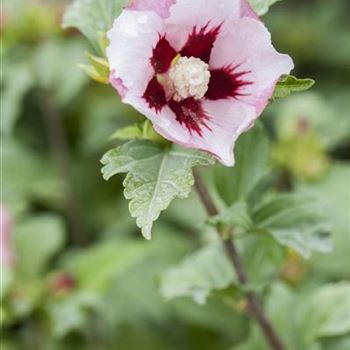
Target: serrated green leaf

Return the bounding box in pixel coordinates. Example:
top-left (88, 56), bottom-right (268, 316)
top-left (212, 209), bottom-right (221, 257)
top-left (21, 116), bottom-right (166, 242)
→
top-left (213, 122), bottom-right (270, 205)
top-left (272, 75), bottom-right (315, 100)
top-left (248, 0), bottom-right (281, 16)
top-left (207, 202), bottom-right (253, 235)
top-left (159, 243), bottom-right (235, 304)
top-left (252, 194), bottom-right (332, 258)
top-left (62, 0), bottom-right (128, 52)
top-left (159, 235), bottom-right (283, 305)
top-left (301, 282), bottom-right (350, 342)
top-left (101, 140), bottom-right (214, 239)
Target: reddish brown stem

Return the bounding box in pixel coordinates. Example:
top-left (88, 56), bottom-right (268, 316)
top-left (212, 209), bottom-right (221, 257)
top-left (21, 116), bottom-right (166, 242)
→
top-left (193, 168), bottom-right (285, 350)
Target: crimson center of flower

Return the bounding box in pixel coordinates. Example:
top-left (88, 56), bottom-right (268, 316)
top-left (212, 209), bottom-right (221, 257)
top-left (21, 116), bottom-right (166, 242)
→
top-left (142, 29), bottom-right (254, 137)
top-left (165, 56), bottom-right (211, 102)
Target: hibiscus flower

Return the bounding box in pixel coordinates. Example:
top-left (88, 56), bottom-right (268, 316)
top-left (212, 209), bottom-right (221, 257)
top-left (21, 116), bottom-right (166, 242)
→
top-left (106, 0), bottom-right (293, 166)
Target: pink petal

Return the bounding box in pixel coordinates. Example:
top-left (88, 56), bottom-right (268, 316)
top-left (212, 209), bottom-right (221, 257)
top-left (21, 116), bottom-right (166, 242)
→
top-left (123, 94), bottom-right (188, 140)
top-left (155, 99), bottom-right (257, 166)
top-left (128, 0), bottom-right (176, 18)
top-left (0, 205), bottom-right (14, 268)
top-left (110, 74), bottom-right (128, 99)
top-left (118, 86), bottom-right (256, 166)
top-left (209, 17), bottom-right (294, 114)
top-left (164, 0), bottom-right (240, 52)
top-left (107, 1), bottom-right (293, 167)
top-left (240, 0), bottom-right (260, 20)
top-left (106, 10), bottom-right (166, 100)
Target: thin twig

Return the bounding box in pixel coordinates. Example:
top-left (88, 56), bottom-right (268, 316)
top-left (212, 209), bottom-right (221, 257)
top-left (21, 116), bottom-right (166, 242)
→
top-left (193, 168), bottom-right (285, 350)
top-left (41, 90), bottom-right (87, 246)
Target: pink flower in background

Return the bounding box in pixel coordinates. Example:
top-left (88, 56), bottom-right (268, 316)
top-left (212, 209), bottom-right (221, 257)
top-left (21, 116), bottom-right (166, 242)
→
top-left (107, 0), bottom-right (293, 165)
top-left (0, 205), bottom-right (14, 268)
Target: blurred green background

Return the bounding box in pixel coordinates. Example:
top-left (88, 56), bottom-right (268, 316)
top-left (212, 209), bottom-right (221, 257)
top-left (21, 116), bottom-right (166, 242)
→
top-left (1, 0), bottom-right (349, 349)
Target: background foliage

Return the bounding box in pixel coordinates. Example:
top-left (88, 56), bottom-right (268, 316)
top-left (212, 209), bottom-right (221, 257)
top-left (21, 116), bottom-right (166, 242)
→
top-left (1, 0), bottom-right (349, 349)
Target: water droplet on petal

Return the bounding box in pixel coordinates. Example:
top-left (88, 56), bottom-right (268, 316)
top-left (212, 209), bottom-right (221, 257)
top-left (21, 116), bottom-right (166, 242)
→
top-left (136, 13), bottom-right (148, 24)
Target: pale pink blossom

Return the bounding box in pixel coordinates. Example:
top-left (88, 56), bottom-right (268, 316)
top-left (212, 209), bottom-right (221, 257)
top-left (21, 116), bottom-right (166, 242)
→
top-left (107, 0), bottom-right (293, 165)
top-left (0, 205), bottom-right (14, 268)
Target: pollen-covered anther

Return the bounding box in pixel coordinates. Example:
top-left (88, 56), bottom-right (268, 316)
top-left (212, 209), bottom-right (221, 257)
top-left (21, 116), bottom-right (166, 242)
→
top-left (168, 56), bottom-right (211, 101)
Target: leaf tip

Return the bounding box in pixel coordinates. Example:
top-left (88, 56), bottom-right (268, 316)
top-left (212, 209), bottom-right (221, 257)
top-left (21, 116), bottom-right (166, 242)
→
top-left (141, 225), bottom-right (152, 240)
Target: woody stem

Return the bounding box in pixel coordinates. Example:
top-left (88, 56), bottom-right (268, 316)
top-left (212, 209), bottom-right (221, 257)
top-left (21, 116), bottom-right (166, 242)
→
top-left (193, 168), bottom-right (285, 350)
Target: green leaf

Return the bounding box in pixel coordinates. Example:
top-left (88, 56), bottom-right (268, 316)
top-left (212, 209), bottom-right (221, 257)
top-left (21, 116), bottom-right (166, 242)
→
top-left (0, 62), bottom-right (33, 135)
top-left (213, 122), bottom-right (270, 205)
top-left (252, 194), bottom-right (332, 258)
top-left (62, 0), bottom-right (128, 52)
top-left (34, 39), bottom-right (88, 105)
top-left (242, 236), bottom-right (284, 286)
top-left (297, 163), bottom-right (350, 278)
top-left (322, 336), bottom-right (350, 350)
top-left (110, 121), bottom-right (168, 144)
top-left (236, 282), bottom-right (350, 350)
top-left (159, 235), bottom-right (283, 304)
top-left (47, 291), bottom-right (102, 339)
top-left (78, 63), bottom-right (108, 84)
top-left (0, 267), bottom-right (13, 300)
top-left (2, 137), bottom-right (64, 217)
top-left (248, 0), bottom-right (282, 16)
top-left (234, 283), bottom-right (298, 350)
top-left (101, 140), bottom-right (214, 239)
top-left (86, 53), bottom-right (109, 74)
top-left (101, 230), bottom-right (189, 326)
top-left (62, 238), bottom-right (151, 292)
top-left (78, 53), bottom-right (110, 84)
top-left (78, 93), bottom-right (140, 154)
top-left (272, 75), bottom-right (315, 101)
top-left (159, 243), bottom-right (235, 304)
top-left (301, 282), bottom-right (350, 342)
top-left (13, 215), bottom-right (65, 279)
top-left (207, 202), bottom-right (253, 235)
top-left (110, 123), bottom-right (144, 141)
